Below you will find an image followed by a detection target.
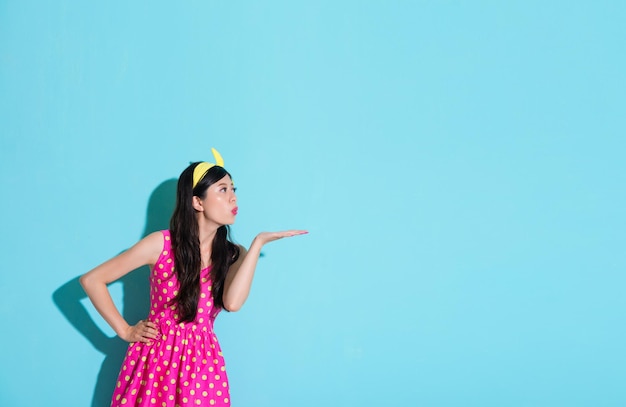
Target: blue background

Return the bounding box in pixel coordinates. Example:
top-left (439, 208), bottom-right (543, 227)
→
top-left (1, 1), bottom-right (625, 406)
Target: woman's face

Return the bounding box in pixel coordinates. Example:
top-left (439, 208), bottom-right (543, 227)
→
top-left (195, 174), bottom-right (238, 226)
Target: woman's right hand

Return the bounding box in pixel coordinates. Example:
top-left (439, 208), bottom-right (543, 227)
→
top-left (120, 319), bottom-right (159, 344)
top-left (80, 232), bottom-right (165, 343)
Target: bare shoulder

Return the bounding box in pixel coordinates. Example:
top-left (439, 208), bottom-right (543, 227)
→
top-left (236, 244), bottom-right (248, 257)
top-left (81, 231), bottom-right (167, 284)
top-left (141, 231), bottom-right (167, 246)
top-left (228, 244), bottom-right (247, 272)
top-left (128, 231), bottom-right (166, 264)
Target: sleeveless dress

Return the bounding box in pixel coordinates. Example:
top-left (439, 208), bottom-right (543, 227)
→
top-left (111, 230), bottom-right (231, 407)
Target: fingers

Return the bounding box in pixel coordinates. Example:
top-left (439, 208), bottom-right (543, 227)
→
top-left (286, 230), bottom-right (308, 236)
top-left (141, 320), bottom-right (158, 341)
top-left (276, 230), bottom-right (308, 239)
top-left (128, 320), bottom-right (159, 344)
top-left (142, 320), bottom-right (157, 332)
top-left (255, 230), bottom-right (308, 245)
top-left (143, 323), bottom-right (158, 340)
top-left (272, 230), bottom-right (308, 238)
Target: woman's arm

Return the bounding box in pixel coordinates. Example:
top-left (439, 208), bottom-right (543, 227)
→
top-left (222, 230), bottom-right (307, 312)
top-left (79, 231), bottom-right (163, 343)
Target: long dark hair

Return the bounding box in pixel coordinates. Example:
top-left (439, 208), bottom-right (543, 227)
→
top-left (169, 163), bottom-right (240, 322)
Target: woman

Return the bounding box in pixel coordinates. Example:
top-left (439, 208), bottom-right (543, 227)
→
top-left (80, 149), bottom-right (306, 406)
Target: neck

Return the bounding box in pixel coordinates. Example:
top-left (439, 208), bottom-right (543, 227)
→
top-left (198, 224), bottom-right (218, 270)
top-left (198, 225), bottom-right (218, 251)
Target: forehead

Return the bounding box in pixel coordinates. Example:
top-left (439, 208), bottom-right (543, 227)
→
top-left (213, 174), bottom-right (233, 185)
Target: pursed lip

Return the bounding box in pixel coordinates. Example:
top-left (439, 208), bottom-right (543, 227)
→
top-left (231, 207), bottom-right (238, 215)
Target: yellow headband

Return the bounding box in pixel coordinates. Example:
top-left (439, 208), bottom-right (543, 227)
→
top-left (192, 148), bottom-right (225, 188)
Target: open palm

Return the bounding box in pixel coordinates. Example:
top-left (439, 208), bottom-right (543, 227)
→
top-left (256, 230), bottom-right (308, 245)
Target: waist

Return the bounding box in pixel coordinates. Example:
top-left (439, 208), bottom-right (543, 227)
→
top-left (150, 318), bottom-right (217, 343)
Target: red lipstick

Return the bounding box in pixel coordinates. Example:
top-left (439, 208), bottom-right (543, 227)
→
top-left (232, 207), bottom-right (238, 215)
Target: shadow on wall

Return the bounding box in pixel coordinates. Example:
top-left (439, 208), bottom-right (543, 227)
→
top-left (53, 179), bottom-right (177, 407)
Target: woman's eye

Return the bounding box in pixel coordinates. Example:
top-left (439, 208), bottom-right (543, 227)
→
top-left (232, 187), bottom-right (237, 193)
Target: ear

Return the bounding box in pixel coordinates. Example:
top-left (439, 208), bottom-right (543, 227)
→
top-left (192, 196), bottom-right (204, 212)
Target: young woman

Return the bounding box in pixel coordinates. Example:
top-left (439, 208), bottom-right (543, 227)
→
top-left (80, 149), bottom-right (306, 406)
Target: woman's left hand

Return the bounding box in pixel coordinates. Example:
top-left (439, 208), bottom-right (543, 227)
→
top-left (254, 230), bottom-right (308, 246)
top-left (222, 230), bottom-right (308, 312)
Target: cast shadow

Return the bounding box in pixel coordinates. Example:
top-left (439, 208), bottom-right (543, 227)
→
top-left (53, 179), bottom-right (177, 407)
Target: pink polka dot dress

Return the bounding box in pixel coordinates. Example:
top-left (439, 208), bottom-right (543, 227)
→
top-left (111, 230), bottom-right (231, 407)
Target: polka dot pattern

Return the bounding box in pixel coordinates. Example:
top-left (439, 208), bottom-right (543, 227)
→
top-left (111, 230), bottom-right (230, 407)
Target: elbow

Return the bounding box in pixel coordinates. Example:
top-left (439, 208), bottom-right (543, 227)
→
top-left (223, 299), bottom-right (243, 313)
top-left (79, 273), bottom-right (96, 292)
top-left (79, 274), bottom-right (89, 289)
top-left (224, 303), bottom-right (242, 313)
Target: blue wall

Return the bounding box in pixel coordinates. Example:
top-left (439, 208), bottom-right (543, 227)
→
top-left (2, 1), bottom-right (625, 406)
